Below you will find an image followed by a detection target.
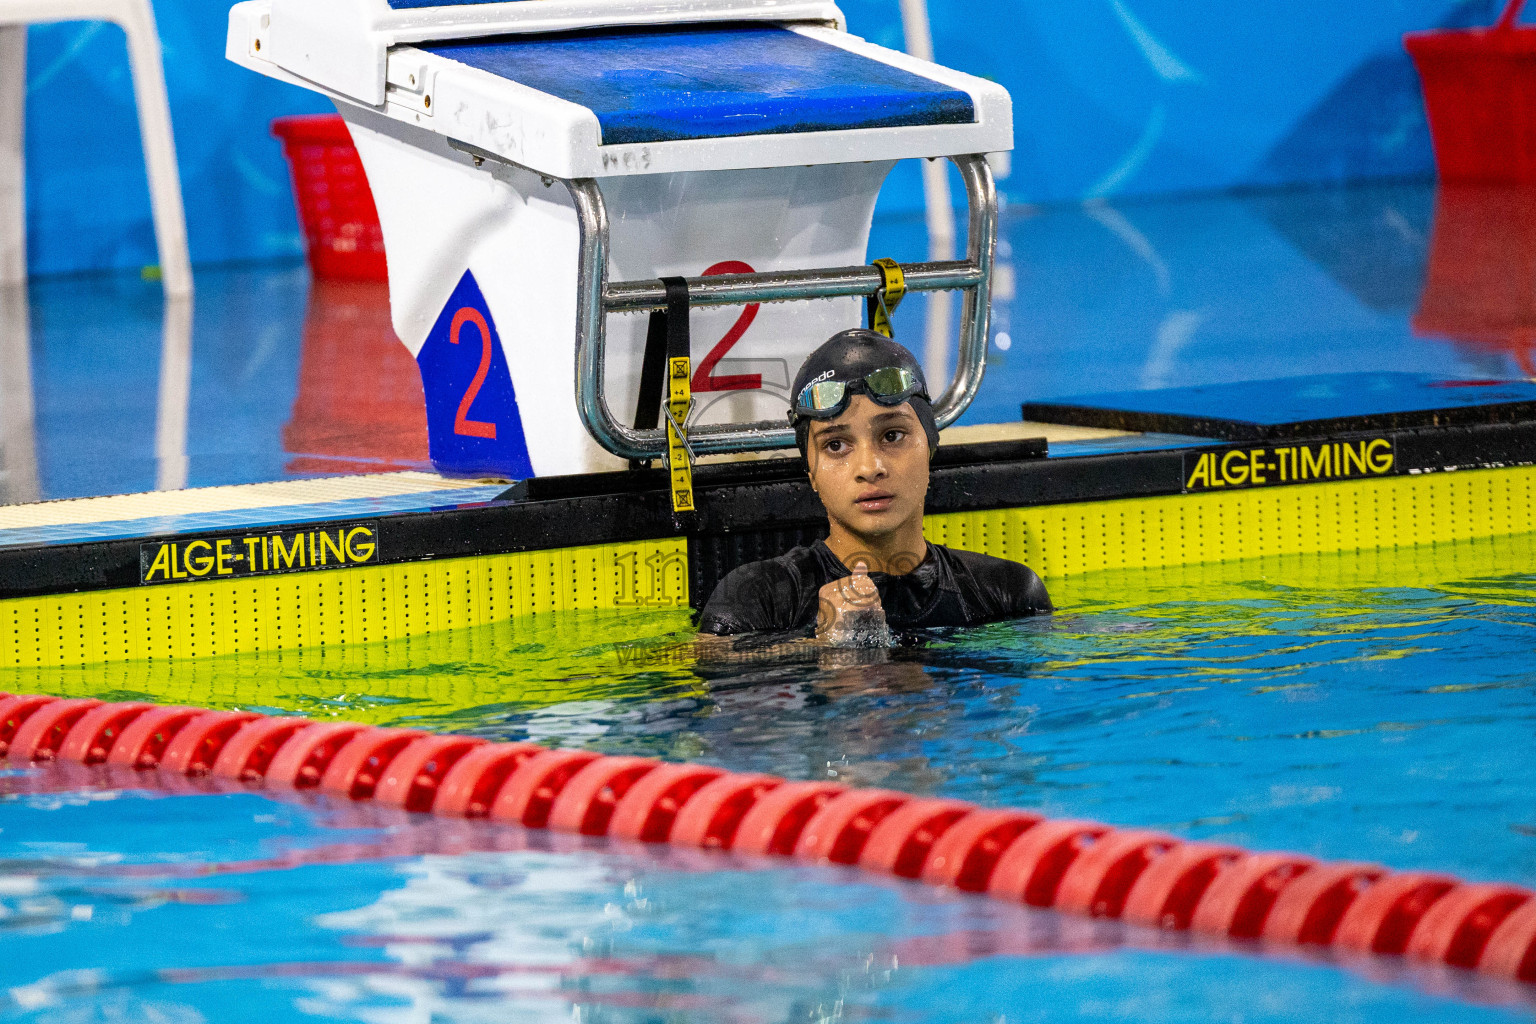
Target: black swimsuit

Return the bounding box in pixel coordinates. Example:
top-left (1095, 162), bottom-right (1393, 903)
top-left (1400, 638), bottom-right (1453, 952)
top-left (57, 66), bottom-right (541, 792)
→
top-left (697, 541), bottom-right (1052, 635)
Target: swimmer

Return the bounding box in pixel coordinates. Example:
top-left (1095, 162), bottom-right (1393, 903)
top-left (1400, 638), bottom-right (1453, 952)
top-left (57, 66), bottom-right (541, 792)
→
top-left (699, 329), bottom-right (1052, 643)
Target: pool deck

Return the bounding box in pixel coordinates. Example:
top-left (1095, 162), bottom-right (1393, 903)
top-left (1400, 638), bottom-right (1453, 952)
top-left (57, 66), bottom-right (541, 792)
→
top-left (1, 178), bottom-right (1525, 504)
top-left (0, 420), bottom-right (1183, 551)
top-left (0, 367), bottom-right (1529, 558)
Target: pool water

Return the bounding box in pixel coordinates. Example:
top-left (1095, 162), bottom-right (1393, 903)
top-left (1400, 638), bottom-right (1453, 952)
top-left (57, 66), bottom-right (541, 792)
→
top-left (3, 534), bottom-right (1535, 1022)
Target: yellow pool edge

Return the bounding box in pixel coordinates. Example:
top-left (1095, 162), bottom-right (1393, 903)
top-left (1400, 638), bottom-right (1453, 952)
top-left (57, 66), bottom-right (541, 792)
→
top-left (4, 464), bottom-right (1534, 670)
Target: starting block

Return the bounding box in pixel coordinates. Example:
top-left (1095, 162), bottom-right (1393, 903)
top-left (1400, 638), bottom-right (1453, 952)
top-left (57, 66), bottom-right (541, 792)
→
top-left (228, 0), bottom-right (1012, 478)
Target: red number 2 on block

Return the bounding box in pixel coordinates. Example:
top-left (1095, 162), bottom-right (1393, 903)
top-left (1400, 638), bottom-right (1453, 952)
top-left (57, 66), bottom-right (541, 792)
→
top-left (691, 260), bottom-right (762, 393)
top-left (450, 307), bottom-right (498, 439)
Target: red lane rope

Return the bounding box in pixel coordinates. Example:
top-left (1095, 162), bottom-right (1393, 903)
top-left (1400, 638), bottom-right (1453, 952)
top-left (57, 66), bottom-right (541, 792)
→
top-left (374, 735), bottom-right (487, 812)
top-left (609, 763), bottom-right (726, 843)
top-left (860, 797), bottom-right (973, 878)
top-left (3, 693), bottom-right (1533, 987)
top-left (433, 742), bottom-right (542, 818)
top-left (1055, 828), bottom-right (1179, 919)
top-left (1335, 871), bottom-right (1460, 955)
top-left (317, 727), bottom-right (427, 800)
top-left (58, 702), bottom-right (154, 766)
top-left (668, 772), bottom-right (780, 850)
top-left (1263, 861), bottom-right (1384, 946)
top-left (919, 808), bottom-right (1043, 890)
top-left (160, 711), bottom-right (263, 776)
top-left (107, 706), bottom-right (201, 770)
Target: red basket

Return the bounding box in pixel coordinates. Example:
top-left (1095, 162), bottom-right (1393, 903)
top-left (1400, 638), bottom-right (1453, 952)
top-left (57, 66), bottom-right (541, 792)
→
top-left (272, 115), bottom-right (388, 281)
top-left (1406, 0), bottom-right (1536, 184)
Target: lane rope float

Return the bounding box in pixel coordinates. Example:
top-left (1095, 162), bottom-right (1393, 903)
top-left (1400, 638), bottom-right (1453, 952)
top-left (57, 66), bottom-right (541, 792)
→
top-left (1, 692), bottom-right (1533, 988)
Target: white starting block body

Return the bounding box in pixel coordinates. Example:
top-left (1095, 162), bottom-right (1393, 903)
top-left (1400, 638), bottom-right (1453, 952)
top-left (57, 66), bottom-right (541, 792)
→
top-left (229, 0), bottom-right (1012, 478)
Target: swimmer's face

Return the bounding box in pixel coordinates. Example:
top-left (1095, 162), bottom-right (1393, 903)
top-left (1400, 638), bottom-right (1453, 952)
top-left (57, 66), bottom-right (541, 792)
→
top-left (805, 394), bottom-right (930, 544)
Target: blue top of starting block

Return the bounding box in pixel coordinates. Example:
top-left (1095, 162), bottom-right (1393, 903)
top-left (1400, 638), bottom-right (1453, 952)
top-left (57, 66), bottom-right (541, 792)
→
top-left (420, 25), bottom-right (976, 145)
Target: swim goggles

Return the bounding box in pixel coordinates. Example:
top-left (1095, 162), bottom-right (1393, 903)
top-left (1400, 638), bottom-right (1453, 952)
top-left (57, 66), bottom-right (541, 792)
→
top-left (793, 366), bottom-right (928, 420)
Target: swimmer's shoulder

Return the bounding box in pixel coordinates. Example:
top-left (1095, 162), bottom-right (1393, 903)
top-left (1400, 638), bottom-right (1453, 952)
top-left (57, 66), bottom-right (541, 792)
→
top-left (933, 543), bottom-right (1053, 617)
top-left (698, 544), bottom-right (825, 635)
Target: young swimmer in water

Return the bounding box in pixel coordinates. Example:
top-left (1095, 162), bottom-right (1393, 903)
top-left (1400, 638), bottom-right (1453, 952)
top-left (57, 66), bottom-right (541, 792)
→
top-left (699, 330), bottom-right (1052, 642)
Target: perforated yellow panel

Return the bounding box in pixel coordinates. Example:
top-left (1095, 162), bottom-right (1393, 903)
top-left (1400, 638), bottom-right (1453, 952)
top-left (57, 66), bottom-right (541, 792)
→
top-left (6, 466), bottom-right (1535, 671)
top-left (924, 465), bottom-right (1536, 577)
top-left (2, 607), bottom-right (699, 724)
top-left (0, 539), bottom-right (688, 669)
top-left (1046, 528), bottom-right (1536, 612)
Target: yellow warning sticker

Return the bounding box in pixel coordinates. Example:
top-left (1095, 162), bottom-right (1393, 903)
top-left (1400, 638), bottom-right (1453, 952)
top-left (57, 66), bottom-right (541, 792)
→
top-left (140, 521), bottom-right (380, 585)
top-left (1183, 438), bottom-right (1395, 492)
top-left (667, 356), bottom-right (695, 514)
top-left (870, 257), bottom-right (907, 339)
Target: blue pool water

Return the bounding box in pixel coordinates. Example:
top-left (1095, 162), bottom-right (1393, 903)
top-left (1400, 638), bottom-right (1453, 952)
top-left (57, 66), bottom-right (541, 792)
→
top-left (2, 536), bottom-right (1535, 1021)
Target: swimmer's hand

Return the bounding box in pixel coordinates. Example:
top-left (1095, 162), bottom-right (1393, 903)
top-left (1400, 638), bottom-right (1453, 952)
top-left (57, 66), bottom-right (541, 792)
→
top-left (816, 567), bottom-right (890, 646)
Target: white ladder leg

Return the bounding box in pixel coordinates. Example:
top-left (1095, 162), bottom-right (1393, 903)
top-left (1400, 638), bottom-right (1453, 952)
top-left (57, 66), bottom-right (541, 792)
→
top-left (115, 0), bottom-right (192, 298)
top-left (0, 283), bottom-right (39, 503)
top-left (898, 0), bottom-right (958, 387)
top-left (0, 25), bottom-right (25, 288)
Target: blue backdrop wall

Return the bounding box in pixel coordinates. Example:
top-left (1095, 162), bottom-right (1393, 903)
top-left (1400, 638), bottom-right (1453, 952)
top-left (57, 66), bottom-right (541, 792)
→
top-left (18, 0), bottom-right (1503, 277)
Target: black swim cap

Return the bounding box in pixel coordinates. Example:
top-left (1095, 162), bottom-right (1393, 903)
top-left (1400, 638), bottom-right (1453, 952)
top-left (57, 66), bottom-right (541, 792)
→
top-left (790, 329), bottom-right (939, 458)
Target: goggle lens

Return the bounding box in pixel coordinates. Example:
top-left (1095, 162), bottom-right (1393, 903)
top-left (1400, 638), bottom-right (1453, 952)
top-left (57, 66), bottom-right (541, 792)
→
top-left (865, 366), bottom-right (919, 397)
top-left (804, 380), bottom-right (850, 413)
top-left (795, 367), bottom-right (924, 417)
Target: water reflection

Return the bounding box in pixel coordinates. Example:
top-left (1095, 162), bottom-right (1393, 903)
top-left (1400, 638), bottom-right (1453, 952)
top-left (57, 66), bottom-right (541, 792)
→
top-left (1243, 181), bottom-right (1431, 315)
top-left (154, 296), bottom-right (194, 491)
top-left (1414, 184), bottom-right (1536, 376)
top-left (283, 279), bottom-right (430, 474)
top-left (9, 179), bottom-right (1535, 496)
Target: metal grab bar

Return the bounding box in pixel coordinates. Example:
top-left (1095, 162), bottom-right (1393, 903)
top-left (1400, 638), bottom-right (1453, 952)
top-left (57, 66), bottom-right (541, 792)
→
top-left (603, 260), bottom-right (985, 313)
top-left (566, 153), bottom-right (998, 461)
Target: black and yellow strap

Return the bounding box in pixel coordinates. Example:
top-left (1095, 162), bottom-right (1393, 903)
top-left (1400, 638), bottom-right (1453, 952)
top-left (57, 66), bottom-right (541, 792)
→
top-left (867, 258), bottom-right (907, 338)
top-left (634, 278), bottom-right (695, 515)
top-left (661, 278), bottom-right (695, 515)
